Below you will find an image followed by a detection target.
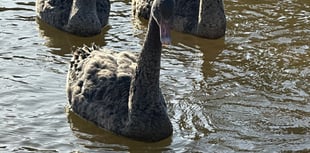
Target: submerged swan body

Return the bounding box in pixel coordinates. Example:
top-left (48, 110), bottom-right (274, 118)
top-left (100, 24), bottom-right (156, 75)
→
top-left (36, 0), bottom-right (110, 36)
top-left (132, 0), bottom-right (226, 39)
top-left (66, 0), bottom-right (174, 141)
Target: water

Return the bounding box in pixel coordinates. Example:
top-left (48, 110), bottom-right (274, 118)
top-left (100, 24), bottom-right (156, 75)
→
top-left (0, 0), bottom-right (309, 152)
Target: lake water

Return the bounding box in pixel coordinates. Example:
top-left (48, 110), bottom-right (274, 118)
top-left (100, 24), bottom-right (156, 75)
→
top-left (0, 0), bottom-right (309, 152)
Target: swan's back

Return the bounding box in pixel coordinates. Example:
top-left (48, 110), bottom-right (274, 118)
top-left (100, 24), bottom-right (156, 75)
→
top-left (67, 45), bottom-right (138, 132)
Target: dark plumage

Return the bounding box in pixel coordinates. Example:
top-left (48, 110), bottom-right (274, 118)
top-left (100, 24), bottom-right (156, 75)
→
top-left (66, 0), bottom-right (174, 141)
top-left (132, 0), bottom-right (226, 39)
top-left (36, 0), bottom-right (110, 36)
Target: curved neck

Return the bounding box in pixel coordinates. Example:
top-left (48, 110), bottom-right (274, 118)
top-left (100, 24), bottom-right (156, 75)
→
top-left (128, 17), bottom-right (162, 115)
top-left (198, 0), bottom-right (225, 19)
top-left (140, 17), bottom-right (162, 76)
top-left (69, 0), bottom-right (98, 16)
top-left (197, 0), bottom-right (226, 38)
top-left (66, 0), bottom-right (101, 36)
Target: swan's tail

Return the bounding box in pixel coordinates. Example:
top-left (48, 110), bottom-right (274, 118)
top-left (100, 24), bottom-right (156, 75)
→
top-left (69, 43), bottom-right (100, 68)
top-left (67, 43), bottom-right (100, 104)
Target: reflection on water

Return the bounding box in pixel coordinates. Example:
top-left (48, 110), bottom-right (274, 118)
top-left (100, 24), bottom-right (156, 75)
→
top-left (36, 18), bottom-right (109, 56)
top-left (0, 0), bottom-right (309, 152)
top-left (171, 31), bottom-right (225, 78)
top-left (66, 107), bottom-right (173, 152)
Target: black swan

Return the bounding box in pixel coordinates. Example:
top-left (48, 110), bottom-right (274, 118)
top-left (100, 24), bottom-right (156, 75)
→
top-left (66, 0), bottom-right (174, 141)
top-left (132, 0), bottom-right (226, 39)
top-left (36, 0), bottom-right (110, 36)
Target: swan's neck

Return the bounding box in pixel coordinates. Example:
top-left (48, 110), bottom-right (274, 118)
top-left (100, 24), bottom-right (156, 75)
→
top-left (198, 0), bottom-right (225, 20)
top-left (70, 0), bottom-right (97, 14)
top-left (128, 17), bottom-right (162, 115)
top-left (66, 0), bottom-right (101, 36)
top-left (197, 0), bottom-right (226, 37)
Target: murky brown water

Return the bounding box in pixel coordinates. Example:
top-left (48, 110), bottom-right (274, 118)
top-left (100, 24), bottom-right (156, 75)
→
top-left (0, 0), bottom-right (309, 152)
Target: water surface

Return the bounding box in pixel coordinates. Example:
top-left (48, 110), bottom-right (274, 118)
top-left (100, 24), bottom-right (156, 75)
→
top-left (0, 0), bottom-right (309, 152)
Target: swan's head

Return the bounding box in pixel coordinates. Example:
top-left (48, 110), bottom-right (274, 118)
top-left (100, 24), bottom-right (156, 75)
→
top-left (151, 0), bottom-right (175, 45)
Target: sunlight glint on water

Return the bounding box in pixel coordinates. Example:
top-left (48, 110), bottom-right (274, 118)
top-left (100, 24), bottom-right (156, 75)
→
top-left (0, 0), bottom-right (309, 152)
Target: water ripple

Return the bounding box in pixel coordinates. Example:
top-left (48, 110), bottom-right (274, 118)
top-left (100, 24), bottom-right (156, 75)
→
top-left (0, 0), bottom-right (309, 152)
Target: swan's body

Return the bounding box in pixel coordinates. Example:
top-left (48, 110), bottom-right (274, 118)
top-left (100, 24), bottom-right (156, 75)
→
top-left (132, 0), bottom-right (226, 39)
top-left (66, 0), bottom-right (174, 141)
top-left (36, 0), bottom-right (110, 36)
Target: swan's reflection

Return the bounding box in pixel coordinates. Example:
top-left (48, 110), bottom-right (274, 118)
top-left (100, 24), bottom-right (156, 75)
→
top-left (132, 16), bottom-right (225, 75)
top-left (171, 30), bottom-right (225, 79)
top-left (66, 106), bottom-right (173, 152)
top-left (36, 18), bottom-right (109, 56)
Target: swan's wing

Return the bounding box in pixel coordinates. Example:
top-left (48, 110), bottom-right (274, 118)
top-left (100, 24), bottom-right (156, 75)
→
top-left (36, 0), bottom-right (72, 29)
top-left (66, 45), bottom-right (138, 130)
